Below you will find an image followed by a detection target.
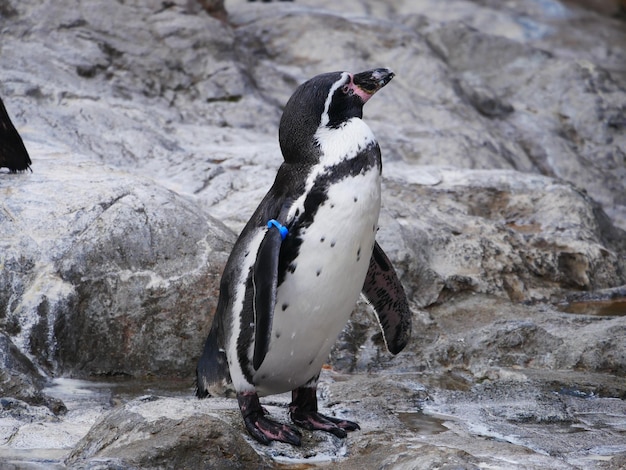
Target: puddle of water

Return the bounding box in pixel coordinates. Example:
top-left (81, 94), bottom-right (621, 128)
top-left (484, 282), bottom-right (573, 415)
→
top-left (0, 448), bottom-right (66, 469)
top-left (275, 463), bottom-right (320, 470)
top-left (558, 298), bottom-right (626, 316)
top-left (425, 371), bottom-right (472, 392)
top-left (557, 387), bottom-right (597, 399)
top-left (43, 376), bottom-right (194, 409)
top-left (397, 411), bottom-right (449, 435)
top-left (381, 371), bottom-right (471, 393)
top-left (0, 377), bottom-right (195, 469)
top-left (549, 423), bottom-right (588, 434)
top-left (272, 445), bottom-right (348, 469)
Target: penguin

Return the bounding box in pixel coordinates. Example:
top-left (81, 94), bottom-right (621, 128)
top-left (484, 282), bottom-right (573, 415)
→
top-left (0, 97), bottom-right (32, 173)
top-left (196, 68), bottom-right (412, 446)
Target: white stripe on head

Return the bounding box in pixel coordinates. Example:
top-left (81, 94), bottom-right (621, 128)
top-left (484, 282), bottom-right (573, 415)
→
top-left (319, 72), bottom-right (351, 128)
top-left (286, 71), bottom-right (379, 222)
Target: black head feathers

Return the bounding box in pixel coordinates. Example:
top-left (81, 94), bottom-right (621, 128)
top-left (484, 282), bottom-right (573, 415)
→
top-left (279, 68), bottom-right (394, 164)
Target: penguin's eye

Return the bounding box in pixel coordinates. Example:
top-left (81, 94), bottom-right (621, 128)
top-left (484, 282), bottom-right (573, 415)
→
top-left (342, 84), bottom-right (353, 96)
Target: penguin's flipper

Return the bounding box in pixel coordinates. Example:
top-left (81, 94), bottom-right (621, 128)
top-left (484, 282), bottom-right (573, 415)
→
top-left (362, 241), bottom-right (412, 354)
top-left (252, 221), bottom-right (285, 370)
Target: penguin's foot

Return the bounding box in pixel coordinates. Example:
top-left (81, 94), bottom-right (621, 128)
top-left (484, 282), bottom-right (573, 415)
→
top-left (290, 409), bottom-right (360, 438)
top-left (237, 392), bottom-right (302, 446)
top-left (289, 386), bottom-right (360, 439)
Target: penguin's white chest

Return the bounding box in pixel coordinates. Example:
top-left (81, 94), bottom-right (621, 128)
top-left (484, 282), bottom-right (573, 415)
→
top-left (253, 168), bottom-right (381, 395)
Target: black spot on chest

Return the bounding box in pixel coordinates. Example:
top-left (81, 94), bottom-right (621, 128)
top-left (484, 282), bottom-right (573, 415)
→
top-left (277, 142), bottom-right (381, 286)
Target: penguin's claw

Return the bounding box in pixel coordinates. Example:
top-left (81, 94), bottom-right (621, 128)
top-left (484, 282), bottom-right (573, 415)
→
top-left (237, 391), bottom-right (302, 446)
top-left (290, 410), bottom-right (360, 438)
top-left (289, 385), bottom-right (360, 438)
top-left (244, 413), bottom-right (302, 446)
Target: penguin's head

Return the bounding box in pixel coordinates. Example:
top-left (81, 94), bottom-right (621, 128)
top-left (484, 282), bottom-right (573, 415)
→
top-left (279, 68), bottom-right (394, 164)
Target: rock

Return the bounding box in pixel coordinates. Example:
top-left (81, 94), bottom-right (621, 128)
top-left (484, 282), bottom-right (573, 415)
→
top-left (62, 369), bottom-right (626, 469)
top-left (0, 397), bottom-right (62, 457)
top-left (564, 0), bottom-right (626, 16)
top-left (335, 293), bottom-right (626, 380)
top-left (423, 21), bottom-right (626, 229)
top-left (3, 294), bottom-right (626, 467)
top-left (423, 295), bottom-right (626, 375)
top-left (427, 375), bottom-right (626, 467)
top-left (377, 167), bottom-right (626, 306)
top-left (0, 331), bottom-right (66, 414)
top-left (1, 0), bottom-right (276, 146)
top-left (193, 0), bottom-right (228, 22)
top-left (227, 0), bottom-right (626, 229)
top-left (3, 0), bottom-right (625, 228)
top-left (0, 0), bottom-right (625, 468)
top-left (0, 150), bottom-right (235, 378)
top-left (65, 396), bottom-right (270, 469)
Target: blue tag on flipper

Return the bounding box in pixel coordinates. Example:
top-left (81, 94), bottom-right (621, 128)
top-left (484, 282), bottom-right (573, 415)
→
top-left (267, 219), bottom-right (288, 240)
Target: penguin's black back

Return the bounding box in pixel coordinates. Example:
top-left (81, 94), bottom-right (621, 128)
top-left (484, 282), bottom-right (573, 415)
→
top-left (0, 97), bottom-right (31, 173)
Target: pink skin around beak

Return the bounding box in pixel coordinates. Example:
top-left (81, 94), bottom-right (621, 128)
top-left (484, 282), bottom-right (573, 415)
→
top-left (346, 68), bottom-right (395, 103)
top-left (346, 77), bottom-right (374, 103)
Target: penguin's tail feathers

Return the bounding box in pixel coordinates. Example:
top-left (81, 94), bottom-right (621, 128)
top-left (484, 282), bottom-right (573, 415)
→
top-left (195, 324), bottom-right (234, 398)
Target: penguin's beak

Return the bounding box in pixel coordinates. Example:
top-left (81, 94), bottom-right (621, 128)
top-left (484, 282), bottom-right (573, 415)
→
top-left (353, 68), bottom-right (395, 97)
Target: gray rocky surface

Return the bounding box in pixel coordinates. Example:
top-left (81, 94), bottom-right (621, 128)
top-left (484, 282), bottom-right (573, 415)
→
top-left (65, 396), bottom-right (269, 469)
top-left (0, 332), bottom-right (65, 414)
top-left (0, 0), bottom-right (625, 468)
top-left (1, 152), bottom-right (234, 379)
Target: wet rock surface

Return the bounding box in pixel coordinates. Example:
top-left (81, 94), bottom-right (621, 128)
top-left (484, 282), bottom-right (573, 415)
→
top-left (31, 360), bottom-right (626, 469)
top-left (0, 0), bottom-right (625, 468)
top-left (65, 396), bottom-right (269, 469)
top-left (0, 332), bottom-right (65, 414)
top-left (378, 167), bottom-right (626, 305)
top-left (1, 152), bottom-right (234, 379)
